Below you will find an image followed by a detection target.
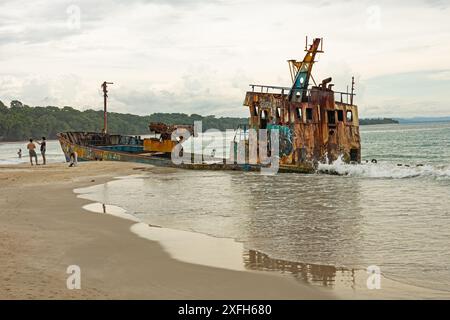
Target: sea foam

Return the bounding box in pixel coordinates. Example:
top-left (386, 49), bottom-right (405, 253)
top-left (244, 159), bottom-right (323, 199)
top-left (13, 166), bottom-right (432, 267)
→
top-left (318, 157), bottom-right (450, 179)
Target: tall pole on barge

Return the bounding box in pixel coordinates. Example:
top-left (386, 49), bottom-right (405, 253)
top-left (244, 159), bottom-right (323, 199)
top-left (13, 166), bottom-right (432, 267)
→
top-left (350, 76), bottom-right (355, 106)
top-left (101, 81), bottom-right (113, 134)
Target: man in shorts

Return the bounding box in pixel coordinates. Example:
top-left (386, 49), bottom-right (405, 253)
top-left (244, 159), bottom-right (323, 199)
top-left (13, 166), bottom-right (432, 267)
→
top-left (27, 139), bottom-right (38, 165)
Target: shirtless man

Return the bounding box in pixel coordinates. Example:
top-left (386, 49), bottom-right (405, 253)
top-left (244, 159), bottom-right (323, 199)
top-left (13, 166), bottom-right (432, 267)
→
top-left (27, 139), bottom-right (38, 165)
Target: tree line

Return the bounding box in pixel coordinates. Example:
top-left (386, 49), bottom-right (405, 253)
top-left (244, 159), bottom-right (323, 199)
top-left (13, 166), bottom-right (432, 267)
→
top-left (359, 118), bottom-right (399, 125)
top-left (0, 100), bottom-right (249, 141)
top-left (0, 100), bottom-right (398, 141)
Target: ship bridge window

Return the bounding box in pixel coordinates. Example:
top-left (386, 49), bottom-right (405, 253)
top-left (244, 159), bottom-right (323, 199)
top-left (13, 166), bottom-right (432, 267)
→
top-left (260, 110), bottom-right (268, 129)
top-left (295, 107), bottom-right (302, 121)
top-left (306, 108), bottom-right (313, 121)
top-left (327, 110), bottom-right (336, 124)
top-left (253, 106), bottom-right (259, 117)
top-left (346, 110), bottom-right (353, 122)
top-left (337, 110), bottom-right (344, 122)
top-left (261, 110), bottom-right (267, 119)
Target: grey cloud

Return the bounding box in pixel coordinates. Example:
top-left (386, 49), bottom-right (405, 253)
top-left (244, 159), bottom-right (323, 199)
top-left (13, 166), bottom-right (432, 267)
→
top-left (1, 0), bottom-right (449, 118)
top-left (0, 0), bottom-right (226, 46)
top-left (363, 69), bottom-right (450, 97)
top-left (113, 87), bottom-right (244, 116)
top-left (361, 99), bottom-right (450, 117)
top-left (0, 26), bottom-right (85, 46)
top-left (1, 0), bottom-right (447, 47)
top-left (280, 0), bottom-right (450, 8)
top-left (423, 0), bottom-right (450, 8)
top-left (359, 70), bottom-right (450, 117)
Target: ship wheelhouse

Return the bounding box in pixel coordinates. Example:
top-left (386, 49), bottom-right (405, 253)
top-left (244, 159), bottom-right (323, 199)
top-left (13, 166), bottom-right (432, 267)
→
top-left (243, 38), bottom-right (361, 165)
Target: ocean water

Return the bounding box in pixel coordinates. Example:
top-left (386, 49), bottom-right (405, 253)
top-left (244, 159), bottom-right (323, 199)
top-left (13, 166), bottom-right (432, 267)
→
top-left (0, 140), bottom-right (65, 165)
top-left (2, 123), bottom-right (450, 294)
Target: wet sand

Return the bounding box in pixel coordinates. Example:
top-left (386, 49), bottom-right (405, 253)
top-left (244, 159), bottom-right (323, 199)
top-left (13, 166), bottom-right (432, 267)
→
top-left (0, 162), bottom-right (330, 299)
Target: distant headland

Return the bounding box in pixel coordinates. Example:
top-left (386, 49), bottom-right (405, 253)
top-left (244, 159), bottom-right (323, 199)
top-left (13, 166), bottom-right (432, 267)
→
top-left (359, 118), bottom-right (399, 125)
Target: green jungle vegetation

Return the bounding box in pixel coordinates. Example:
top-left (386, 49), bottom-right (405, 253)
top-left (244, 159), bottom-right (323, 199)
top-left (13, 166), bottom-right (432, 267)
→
top-left (0, 100), bottom-right (398, 141)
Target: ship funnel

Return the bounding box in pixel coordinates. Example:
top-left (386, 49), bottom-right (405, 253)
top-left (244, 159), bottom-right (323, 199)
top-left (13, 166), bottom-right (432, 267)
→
top-left (321, 77), bottom-right (332, 87)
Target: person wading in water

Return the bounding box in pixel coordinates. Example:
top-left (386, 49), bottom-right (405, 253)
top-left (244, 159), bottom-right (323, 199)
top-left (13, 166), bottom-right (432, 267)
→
top-left (27, 139), bottom-right (38, 166)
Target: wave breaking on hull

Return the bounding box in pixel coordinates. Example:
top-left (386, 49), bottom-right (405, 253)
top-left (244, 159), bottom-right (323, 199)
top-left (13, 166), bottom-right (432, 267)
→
top-left (318, 157), bottom-right (450, 179)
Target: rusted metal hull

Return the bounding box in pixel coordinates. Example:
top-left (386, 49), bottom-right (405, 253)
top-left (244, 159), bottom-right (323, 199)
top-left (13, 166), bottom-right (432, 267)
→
top-left (57, 132), bottom-right (316, 173)
top-left (244, 88), bottom-right (361, 165)
top-left (243, 37), bottom-right (361, 166)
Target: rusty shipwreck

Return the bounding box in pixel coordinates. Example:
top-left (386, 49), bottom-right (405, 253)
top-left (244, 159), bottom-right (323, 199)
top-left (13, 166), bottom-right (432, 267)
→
top-left (57, 37), bottom-right (361, 173)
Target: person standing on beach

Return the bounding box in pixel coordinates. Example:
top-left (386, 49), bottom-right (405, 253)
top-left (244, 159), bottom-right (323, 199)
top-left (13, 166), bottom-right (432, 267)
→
top-left (27, 139), bottom-right (38, 165)
top-left (37, 137), bottom-right (47, 165)
top-left (68, 146), bottom-right (78, 167)
top-left (18, 149), bottom-right (22, 159)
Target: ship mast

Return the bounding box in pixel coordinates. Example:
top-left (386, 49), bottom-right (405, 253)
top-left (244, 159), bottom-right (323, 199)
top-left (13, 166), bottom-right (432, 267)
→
top-left (101, 81), bottom-right (113, 134)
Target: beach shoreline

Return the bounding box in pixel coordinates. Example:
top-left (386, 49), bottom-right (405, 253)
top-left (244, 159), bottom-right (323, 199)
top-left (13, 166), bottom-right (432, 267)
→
top-left (0, 162), bottom-right (331, 299)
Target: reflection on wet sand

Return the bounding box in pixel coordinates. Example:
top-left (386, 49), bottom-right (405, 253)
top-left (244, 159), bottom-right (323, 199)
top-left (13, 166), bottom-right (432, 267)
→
top-left (243, 249), bottom-right (450, 299)
top-left (244, 249), bottom-right (355, 289)
top-left (232, 173), bottom-right (365, 272)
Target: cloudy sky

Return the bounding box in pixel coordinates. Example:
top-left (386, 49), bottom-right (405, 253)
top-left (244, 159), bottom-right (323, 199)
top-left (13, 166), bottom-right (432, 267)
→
top-left (1, 0), bottom-right (449, 117)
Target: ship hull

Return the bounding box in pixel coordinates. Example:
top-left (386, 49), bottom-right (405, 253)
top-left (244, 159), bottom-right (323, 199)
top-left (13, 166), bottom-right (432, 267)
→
top-left (57, 132), bottom-right (315, 174)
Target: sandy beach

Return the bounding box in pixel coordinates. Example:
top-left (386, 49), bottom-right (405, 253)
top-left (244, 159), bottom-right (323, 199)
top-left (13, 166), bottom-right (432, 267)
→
top-left (0, 162), bottom-right (331, 299)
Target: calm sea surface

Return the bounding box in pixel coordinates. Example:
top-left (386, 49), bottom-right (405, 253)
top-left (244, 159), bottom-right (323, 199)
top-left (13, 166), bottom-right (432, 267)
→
top-left (2, 122), bottom-right (450, 293)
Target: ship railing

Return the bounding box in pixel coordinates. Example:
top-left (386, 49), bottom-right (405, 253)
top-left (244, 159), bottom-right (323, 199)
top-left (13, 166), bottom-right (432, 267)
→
top-left (248, 84), bottom-right (355, 105)
top-left (333, 91), bottom-right (355, 105)
top-left (249, 84), bottom-right (293, 95)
